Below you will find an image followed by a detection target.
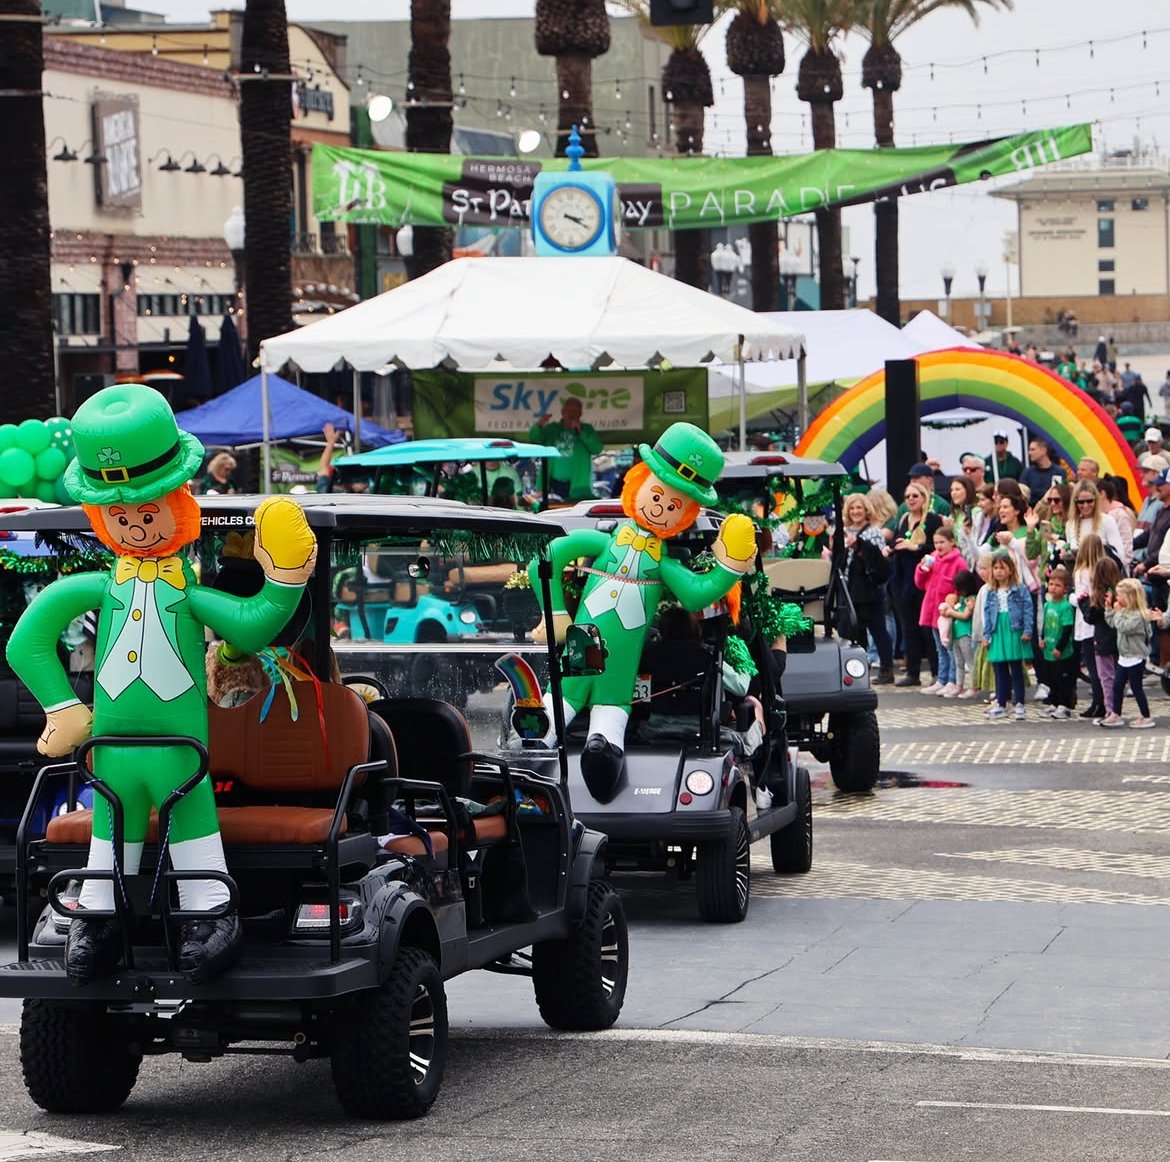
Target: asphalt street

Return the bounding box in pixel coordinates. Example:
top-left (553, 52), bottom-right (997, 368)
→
top-left (1, 682), bottom-right (1169, 1160)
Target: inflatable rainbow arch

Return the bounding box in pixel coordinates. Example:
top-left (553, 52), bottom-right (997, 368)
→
top-left (795, 348), bottom-right (1141, 500)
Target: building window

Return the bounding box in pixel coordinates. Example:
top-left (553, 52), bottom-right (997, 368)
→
top-left (1132, 197), bottom-right (1150, 211)
top-left (1097, 199), bottom-right (1115, 212)
top-left (1098, 259), bottom-right (1115, 272)
top-left (53, 293), bottom-right (101, 335)
top-left (1099, 278), bottom-right (1116, 296)
top-left (1098, 218), bottom-right (1115, 248)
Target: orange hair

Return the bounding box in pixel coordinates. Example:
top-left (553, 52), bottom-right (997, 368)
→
top-left (83, 485), bottom-right (202, 558)
top-left (620, 461), bottom-right (702, 539)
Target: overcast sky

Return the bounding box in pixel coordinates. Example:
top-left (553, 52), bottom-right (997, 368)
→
top-left (132, 0), bottom-right (1170, 301)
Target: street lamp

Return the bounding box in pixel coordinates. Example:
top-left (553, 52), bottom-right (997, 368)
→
top-left (974, 260), bottom-right (989, 331)
top-left (710, 242), bottom-right (738, 296)
top-left (779, 250), bottom-right (801, 311)
top-left (222, 205), bottom-right (246, 339)
top-left (847, 255), bottom-right (860, 308)
top-left (395, 224), bottom-right (414, 258)
top-left (940, 261), bottom-right (955, 319)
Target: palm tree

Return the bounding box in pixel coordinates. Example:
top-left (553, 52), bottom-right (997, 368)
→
top-left (725, 1), bottom-right (785, 310)
top-left (535, 0), bottom-right (611, 158)
top-left (860, 0), bottom-right (1013, 325)
top-left (781, 0), bottom-right (857, 310)
top-left (406, 1), bottom-right (454, 276)
top-left (0, 0), bottom-right (53, 418)
top-left (240, 0), bottom-right (294, 362)
top-left (614, 3), bottom-right (715, 289)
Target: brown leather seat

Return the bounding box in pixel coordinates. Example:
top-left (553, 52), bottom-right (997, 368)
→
top-left (44, 683), bottom-right (377, 847)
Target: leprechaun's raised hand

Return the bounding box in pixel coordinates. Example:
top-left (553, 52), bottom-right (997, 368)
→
top-left (38, 702), bottom-right (93, 757)
top-left (712, 513), bottom-right (757, 574)
top-left (253, 496), bottom-right (318, 585)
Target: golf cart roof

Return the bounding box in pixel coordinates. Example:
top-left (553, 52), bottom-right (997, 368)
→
top-left (334, 437), bottom-right (563, 470)
top-left (718, 452), bottom-right (848, 480)
top-left (0, 493), bottom-right (568, 540)
top-left (552, 499), bottom-right (725, 534)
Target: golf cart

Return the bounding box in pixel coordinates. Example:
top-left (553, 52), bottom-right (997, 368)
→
top-left (0, 494), bottom-right (627, 1119)
top-left (714, 454), bottom-right (880, 794)
top-left (549, 501), bottom-right (813, 923)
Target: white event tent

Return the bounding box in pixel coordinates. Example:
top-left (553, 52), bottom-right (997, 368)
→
top-left (258, 257), bottom-right (806, 480)
top-left (901, 309), bottom-right (981, 350)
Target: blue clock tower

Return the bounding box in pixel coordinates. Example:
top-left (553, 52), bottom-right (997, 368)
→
top-left (531, 126), bottom-right (621, 258)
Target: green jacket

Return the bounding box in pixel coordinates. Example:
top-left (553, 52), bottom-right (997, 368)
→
top-left (527, 419), bottom-right (602, 500)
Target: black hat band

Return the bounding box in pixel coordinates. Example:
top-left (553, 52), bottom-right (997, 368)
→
top-left (653, 443), bottom-right (715, 489)
top-left (82, 440), bottom-right (182, 485)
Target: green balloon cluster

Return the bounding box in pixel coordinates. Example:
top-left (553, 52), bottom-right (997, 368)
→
top-left (0, 418), bottom-right (75, 504)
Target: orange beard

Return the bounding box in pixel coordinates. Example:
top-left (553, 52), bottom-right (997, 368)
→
top-left (83, 486), bottom-right (202, 558)
top-left (620, 462), bottom-right (701, 539)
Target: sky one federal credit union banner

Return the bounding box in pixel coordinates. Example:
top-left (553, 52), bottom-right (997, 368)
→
top-left (313, 123), bottom-right (1091, 230)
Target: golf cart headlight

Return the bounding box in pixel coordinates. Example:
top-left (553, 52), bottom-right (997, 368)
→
top-left (844, 658), bottom-right (867, 679)
top-left (459, 608), bottom-right (478, 625)
top-left (685, 770), bottom-right (715, 796)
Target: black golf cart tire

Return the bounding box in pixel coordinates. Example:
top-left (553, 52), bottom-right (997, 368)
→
top-left (828, 709), bottom-right (881, 793)
top-left (532, 879), bottom-right (628, 1031)
top-left (19, 998), bottom-right (141, 1114)
top-left (695, 805), bottom-right (751, 923)
top-left (330, 946), bottom-right (448, 1120)
top-left (771, 766), bottom-right (813, 874)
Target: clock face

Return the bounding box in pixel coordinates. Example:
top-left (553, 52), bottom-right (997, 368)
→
top-left (539, 185), bottom-right (604, 252)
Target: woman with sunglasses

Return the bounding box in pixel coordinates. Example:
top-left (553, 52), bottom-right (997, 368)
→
top-left (890, 482), bottom-right (942, 687)
top-left (1065, 480), bottom-right (1126, 564)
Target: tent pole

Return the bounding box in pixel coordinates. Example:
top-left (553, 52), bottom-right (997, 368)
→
top-left (797, 350), bottom-right (809, 444)
top-left (352, 367), bottom-right (362, 449)
top-left (736, 339), bottom-right (746, 452)
top-left (261, 366), bottom-right (271, 494)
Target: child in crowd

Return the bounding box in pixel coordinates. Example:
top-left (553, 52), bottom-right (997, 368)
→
top-left (915, 525), bottom-right (966, 696)
top-left (982, 548), bottom-right (1035, 720)
top-left (1072, 534), bottom-right (1109, 719)
top-left (1101, 578), bottom-right (1156, 728)
top-left (1077, 556), bottom-right (1122, 723)
top-left (970, 551), bottom-right (995, 700)
top-left (938, 569), bottom-right (980, 698)
top-left (1038, 566), bottom-right (1077, 719)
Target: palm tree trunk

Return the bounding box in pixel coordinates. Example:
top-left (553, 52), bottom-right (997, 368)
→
top-left (406, 0), bottom-right (454, 276)
top-left (744, 75), bottom-right (779, 311)
top-left (810, 102), bottom-right (843, 310)
top-left (0, 0), bottom-right (54, 418)
top-left (240, 0), bottom-right (293, 363)
top-left (671, 100), bottom-right (708, 290)
top-left (872, 84), bottom-right (899, 325)
top-left (554, 55), bottom-right (599, 157)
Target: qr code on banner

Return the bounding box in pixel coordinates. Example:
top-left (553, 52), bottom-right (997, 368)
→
top-left (662, 390), bottom-right (686, 414)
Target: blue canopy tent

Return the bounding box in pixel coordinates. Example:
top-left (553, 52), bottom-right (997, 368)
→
top-left (174, 373), bottom-right (403, 449)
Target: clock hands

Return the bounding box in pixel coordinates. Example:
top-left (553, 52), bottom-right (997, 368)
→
top-left (563, 212), bottom-right (588, 226)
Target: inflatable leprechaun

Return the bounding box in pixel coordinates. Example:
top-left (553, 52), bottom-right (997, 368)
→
top-left (531, 422), bottom-right (755, 801)
top-left (6, 385), bottom-right (317, 986)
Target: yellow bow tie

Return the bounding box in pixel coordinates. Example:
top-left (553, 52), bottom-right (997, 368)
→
top-left (114, 555), bottom-right (187, 590)
top-left (615, 525), bottom-right (662, 561)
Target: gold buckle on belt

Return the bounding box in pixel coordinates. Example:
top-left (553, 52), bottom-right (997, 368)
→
top-left (100, 466), bottom-right (130, 483)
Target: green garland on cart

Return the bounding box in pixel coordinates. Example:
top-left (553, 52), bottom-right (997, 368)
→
top-left (743, 566), bottom-right (811, 643)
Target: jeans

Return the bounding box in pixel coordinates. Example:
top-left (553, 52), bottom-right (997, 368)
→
top-left (993, 660), bottom-right (1025, 707)
top-left (1113, 660), bottom-right (1150, 717)
top-left (931, 627), bottom-right (956, 685)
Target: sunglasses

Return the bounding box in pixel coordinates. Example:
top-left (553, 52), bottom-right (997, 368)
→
top-left (1076, 498), bottom-right (1095, 506)
top-left (962, 466), bottom-right (980, 473)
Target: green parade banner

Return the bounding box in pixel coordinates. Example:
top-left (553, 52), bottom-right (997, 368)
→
top-left (412, 367), bottom-right (709, 444)
top-left (313, 123), bottom-right (1092, 230)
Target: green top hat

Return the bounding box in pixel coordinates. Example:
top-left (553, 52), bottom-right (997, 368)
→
top-left (64, 384), bottom-right (205, 505)
top-left (638, 421), bottom-right (724, 506)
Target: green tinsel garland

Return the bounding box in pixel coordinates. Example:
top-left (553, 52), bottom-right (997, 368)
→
top-left (723, 635), bottom-right (758, 677)
top-left (0, 547), bottom-right (110, 575)
top-left (743, 566), bottom-right (812, 642)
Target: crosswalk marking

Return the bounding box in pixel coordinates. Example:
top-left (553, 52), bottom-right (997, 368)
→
top-left (0, 1133), bottom-right (118, 1160)
top-left (942, 846), bottom-right (1170, 879)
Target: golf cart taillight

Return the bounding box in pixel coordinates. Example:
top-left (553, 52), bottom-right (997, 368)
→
top-left (293, 894), bottom-right (363, 935)
top-left (750, 455), bottom-right (789, 465)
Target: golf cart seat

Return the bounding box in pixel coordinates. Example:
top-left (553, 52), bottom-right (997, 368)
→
top-left (764, 557), bottom-right (830, 625)
top-left (44, 683), bottom-right (386, 852)
top-left (635, 638), bottom-right (712, 721)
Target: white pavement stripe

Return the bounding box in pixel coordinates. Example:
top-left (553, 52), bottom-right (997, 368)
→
top-left (0, 1133), bottom-right (118, 1160)
top-left (918, 1100), bottom-right (1170, 1117)
top-left (1122, 773), bottom-right (1170, 783)
top-left (815, 788), bottom-right (1170, 833)
top-left (942, 846), bottom-right (1170, 879)
top-left (882, 737), bottom-right (1170, 764)
top-left (746, 856), bottom-right (1169, 905)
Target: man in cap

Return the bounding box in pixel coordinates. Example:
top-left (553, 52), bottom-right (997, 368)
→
top-left (7, 385), bottom-right (317, 986)
top-left (1135, 426), bottom-right (1166, 459)
top-left (1134, 454), bottom-right (1169, 562)
top-left (984, 431), bottom-right (1023, 482)
top-left (896, 463), bottom-right (951, 518)
top-left (531, 422), bottom-right (756, 802)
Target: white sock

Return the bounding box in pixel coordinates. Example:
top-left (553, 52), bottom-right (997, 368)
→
top-left (77, 837), bottom-right (144, 911)
top-left (541, 691), bottom-right (577, 745)
top-left (587, 705), bottom-right (629, 750)
top-left (169, 834), bottom-right (231, 912)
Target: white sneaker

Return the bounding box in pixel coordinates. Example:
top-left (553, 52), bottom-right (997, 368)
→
top-left (1130, 717), bottom-right (1157, 729)
top-left (1051, 706), bottom-right (1072, 719)
top-left (937, 683), bottom-right (958, 697)
top-left (958, 689), bottom-right (978, 699)
top-left (1013, 704), bottom-right (1027, 720)
top-left (1040, 705), bottom-right (1057, 717)
top-left (1099, 712), bottom-right (1125, 728)
top-left (754, 786), bottom-right (774, 809)
top-left (1032, 683), bottom-right (1050, 702)
top-left (921, 682), bottom-right (943, 695)
top-left (985, 706), bottom-right (1007, 719)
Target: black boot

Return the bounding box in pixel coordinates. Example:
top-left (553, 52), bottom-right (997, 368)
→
top-left (65, 917), bottom-right (123, 987)
top-left (177, 912), bottom-right (243, 984)
top-left (1079, 702), bottom-right (1104, 719)
top-left (894, 672), bottom-right (920, 687)
top-left (874, 667), bottom-right (895, 685)
top-left (580, 734), bottom-right (626, 803)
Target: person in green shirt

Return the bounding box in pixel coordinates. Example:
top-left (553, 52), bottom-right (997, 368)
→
top-left (984, 431), bottom-right (1024, 482)
top-left (528, 397), bottom-right (603, 501)
top-left (1038, 566), bottom-right (1077, 717)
